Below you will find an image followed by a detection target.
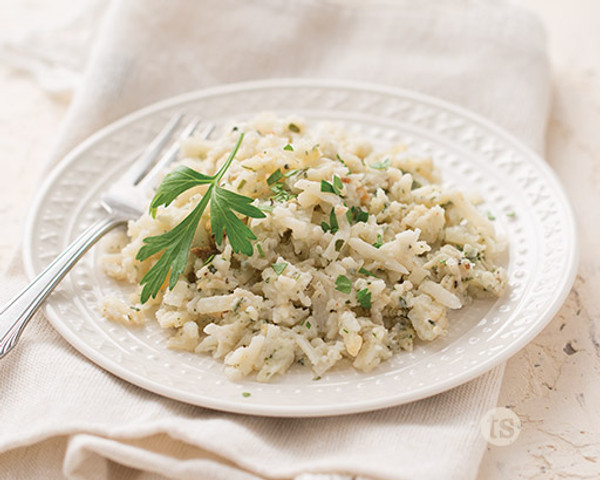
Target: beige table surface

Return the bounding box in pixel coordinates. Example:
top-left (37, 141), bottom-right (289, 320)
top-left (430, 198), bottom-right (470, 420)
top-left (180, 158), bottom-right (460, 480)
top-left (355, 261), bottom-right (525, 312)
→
top-left (1, 1), bottom-right (599, 478)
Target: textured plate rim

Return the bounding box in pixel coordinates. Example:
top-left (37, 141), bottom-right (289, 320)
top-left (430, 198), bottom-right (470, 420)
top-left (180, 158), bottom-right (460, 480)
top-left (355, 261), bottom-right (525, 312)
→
top-left (23, 78), bottom-right (579, 417)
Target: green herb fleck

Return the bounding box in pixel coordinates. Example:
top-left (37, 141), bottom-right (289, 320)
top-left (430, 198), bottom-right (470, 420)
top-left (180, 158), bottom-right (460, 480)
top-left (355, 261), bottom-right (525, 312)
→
top-left (359, 267), bottom-right (379, 278)
top-left (335, 275), bottom-right (352, 294)
top-left (334, 239), bottom-right (345, 252)
top-left (270, 183), bottom-right (296, 202)
top-left (411, 179), bottom-right (422, 190)
top-left (283, 144), bottom-right (294, 152)
top-left (204, 254), bottom-right (216, 265)
top-left (336, 153), bottom-right (351, 172)
top-left (256, 244), bottom-right (265, 258)
top-left (333, 175), bottom-right (344, 193)
top-left (329, 209), bottom-right (339, 233)
top-left (288, 123), bottom-right (300, 133)
top-left (136, 133), bottom-right (265, 303)
top-left (320, 175), bottom-right (343, 196)
top-left (373, 233), bottom-right (383, 248)
top-left (487, 211), bottom-right (496, 221)
top-left (357, 288), bottom-right (372, 309)
top-left (321, 208), bottom-right (339, 234)
top-left (272, 262), bottom-right (288, 275)
top-left (320, 179), bottom-right (335, 194)
top-left (242, 392), bottom-right (251, 398)
top-left (267, 169), bottom-right (283, 185)
top-left (507, 211), bottom-right (516, 218)
top-left (237, 179), bottom-right (247, 191)
top-left (370, 158), bottom-right (390, 170)
top-left (283, 168), bottom-right (307, 178)
top-left (346, 206), bottom-right (369, 225)
top-left (305, 321), bottom-right (311, 329)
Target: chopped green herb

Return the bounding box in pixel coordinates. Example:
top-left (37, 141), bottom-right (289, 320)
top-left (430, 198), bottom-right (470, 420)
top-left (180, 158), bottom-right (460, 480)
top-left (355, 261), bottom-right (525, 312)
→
top-left (333, 175), bottom-right (344, 193)
top-left (357, 288), bottom-right (372, 309)
top-left (283, 144), bottom-right (294, 151)
top-left (272, 262), bottom-right (288, 275)
top-left (359, 267), bottom-right (379, 278)
top-left (335, 275), bottom-right (352, 294)
top-left (256, 244), bottom-right (265, 258)
top-left (439, 258), bottom-right (447, 265)
top-left (129, 306), bottom-right (140, 312)
top-left (270, 183), bottom-right (296, 202)
top-left (373, 233), bottom-right (383, 248)
top-left (346, 206), bottom-right (369, 225)
top-left (242, 392), bottom-right (251, 398)
top-left (284, 167), bottom-right (307, 178)
top-left (320, 179), bottom-right (335, 194)
top-left (136, 133), bottom-right (265, 303)
top-left (370, 158), bottom-right (390, 170)
top-left (267, 169), bottom-right (283, 185)
top-left (305, 321), bottom-right (312, 329)
top-left (411, 179), bottom-right (422, 190)
top-left (321, 208), bottom-right (339, 234)
top-left (329, 208), bottom-right (339, 233)
top-left (288, 123), bottom-right (300, 133)
top-left (204, 254), bottom-right (216, 265)
top-left (312, 376), bottom-right (322, 381)
top-left (487, 212), bottom-right (496, 221)
top-left (507, 211), bottom-right (516, 218)
top-left (237, 178), bottom-right (247, 191)
top-left (336, 154), bottom-right (351, 172)
top-left (320, 175), bottom-right (343, 196)
top-left (334, 239), bottom-right (345, 252)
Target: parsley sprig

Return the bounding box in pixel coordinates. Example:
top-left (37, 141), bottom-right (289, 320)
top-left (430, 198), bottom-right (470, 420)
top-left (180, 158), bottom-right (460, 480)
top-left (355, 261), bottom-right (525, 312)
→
top-left (136, 133), bottom-right (265, 303)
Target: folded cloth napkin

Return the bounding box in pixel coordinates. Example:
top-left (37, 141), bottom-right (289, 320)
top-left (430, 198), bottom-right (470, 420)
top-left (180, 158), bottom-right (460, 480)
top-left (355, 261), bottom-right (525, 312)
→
top-left (0, 1), bottom-right (549, 479)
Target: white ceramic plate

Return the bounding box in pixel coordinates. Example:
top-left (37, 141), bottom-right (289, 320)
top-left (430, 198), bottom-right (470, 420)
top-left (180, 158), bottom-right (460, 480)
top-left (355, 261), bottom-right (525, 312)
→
top-left (24, 79), bottom-right (577, 417)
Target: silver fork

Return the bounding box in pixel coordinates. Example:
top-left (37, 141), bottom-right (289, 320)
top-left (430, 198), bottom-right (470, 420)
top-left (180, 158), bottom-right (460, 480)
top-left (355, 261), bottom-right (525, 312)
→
top-left (0, 114), bottom-right (204, 359)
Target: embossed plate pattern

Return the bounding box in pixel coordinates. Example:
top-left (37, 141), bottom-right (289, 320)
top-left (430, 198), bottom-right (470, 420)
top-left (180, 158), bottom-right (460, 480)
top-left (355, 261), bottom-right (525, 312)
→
top-left (23, 79), bottom-right (577, 417)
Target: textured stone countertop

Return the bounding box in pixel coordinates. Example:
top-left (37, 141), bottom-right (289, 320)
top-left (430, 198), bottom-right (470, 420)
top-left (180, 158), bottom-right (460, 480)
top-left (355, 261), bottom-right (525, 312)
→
top-left (1, 1), bottom-right (598, 478)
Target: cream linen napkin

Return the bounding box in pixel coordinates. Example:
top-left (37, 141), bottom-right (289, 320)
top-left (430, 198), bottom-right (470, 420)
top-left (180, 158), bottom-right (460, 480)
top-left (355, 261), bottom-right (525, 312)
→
top-left (0, 1), bottom-right (549, 479)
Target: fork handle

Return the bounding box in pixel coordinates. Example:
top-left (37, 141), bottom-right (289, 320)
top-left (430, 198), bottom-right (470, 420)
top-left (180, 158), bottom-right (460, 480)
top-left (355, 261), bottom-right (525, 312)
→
top-left (0, 215), bottom-right (125, 359)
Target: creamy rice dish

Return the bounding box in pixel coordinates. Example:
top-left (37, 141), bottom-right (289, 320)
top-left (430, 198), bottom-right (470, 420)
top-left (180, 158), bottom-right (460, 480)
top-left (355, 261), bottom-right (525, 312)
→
top-left (102, 114), bottom-right (507, 382)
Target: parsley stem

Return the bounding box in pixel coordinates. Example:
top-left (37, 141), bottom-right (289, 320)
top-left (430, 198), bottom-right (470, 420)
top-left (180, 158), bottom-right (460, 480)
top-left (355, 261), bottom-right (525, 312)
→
top-left (215, 133), bottom-right (245, 183)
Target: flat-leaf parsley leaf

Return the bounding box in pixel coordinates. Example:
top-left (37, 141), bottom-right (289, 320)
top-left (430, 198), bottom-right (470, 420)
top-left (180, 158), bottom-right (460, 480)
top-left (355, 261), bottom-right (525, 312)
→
top-left (136, 133), bottom-right (265, 303)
